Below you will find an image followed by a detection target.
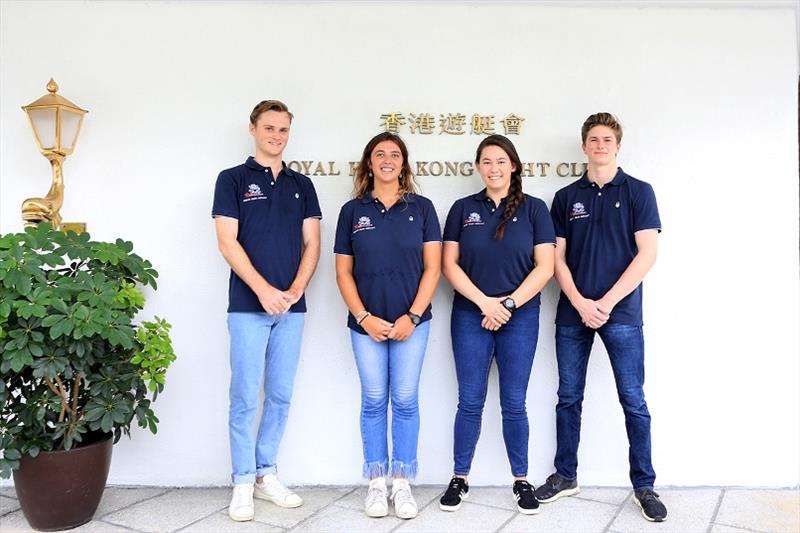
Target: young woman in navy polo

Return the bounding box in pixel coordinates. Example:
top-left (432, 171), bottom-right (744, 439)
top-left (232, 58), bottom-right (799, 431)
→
top-left (438, 135), bottom-right (555, 515)
top-left (334, 132), bottom-right (442, 520)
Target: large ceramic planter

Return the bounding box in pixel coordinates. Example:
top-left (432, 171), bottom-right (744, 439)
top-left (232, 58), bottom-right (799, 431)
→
top-left (12, 434), bottom-right (113, 531)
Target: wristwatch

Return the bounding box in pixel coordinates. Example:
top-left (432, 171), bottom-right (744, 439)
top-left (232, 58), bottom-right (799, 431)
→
top-left (407, 312), bottom-right (422, 325)
top-left (502, 297), bottom-right (517, 313)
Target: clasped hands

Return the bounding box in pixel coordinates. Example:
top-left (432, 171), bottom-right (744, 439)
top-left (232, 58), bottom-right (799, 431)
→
top-left (576, 296), bottom-right (613, 329)
top-left (257, 285), bottom-right (303, 315)
top-left (361, 313), bottom-right (416, 342)
top-left (479, 296), bottom-right (512, 332)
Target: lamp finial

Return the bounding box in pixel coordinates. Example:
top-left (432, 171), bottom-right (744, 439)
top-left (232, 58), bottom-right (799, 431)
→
top-left (46, 78), bottom-right (58, 94)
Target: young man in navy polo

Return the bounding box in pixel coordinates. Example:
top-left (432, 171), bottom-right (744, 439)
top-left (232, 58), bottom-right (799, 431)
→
top-left (535, 113), bottom-right (667, 522)
top-left (212, 100), bottom-right (321, 522)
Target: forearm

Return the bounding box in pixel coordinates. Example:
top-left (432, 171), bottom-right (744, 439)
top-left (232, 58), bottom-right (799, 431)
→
top-left (409, 267), bottom-right (440, 316)
top-left (601, 250), bottom-right (657, 307)
top-left (335, 269), bottom-right (368, 316)
top-left (218, 239), bottom-right (272, 295)
top-left (443, 262), bottom-right (487, 307)
top-left (510, 264), bottom-right (553, 307)
top-left (554, 255), bottom-right (584, 305)
top-left (289, 240), bottom-right (320, 294)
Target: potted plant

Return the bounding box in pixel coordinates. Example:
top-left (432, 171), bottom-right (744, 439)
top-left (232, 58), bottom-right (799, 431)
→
top-left (0, 223), bottom-right (176, 531)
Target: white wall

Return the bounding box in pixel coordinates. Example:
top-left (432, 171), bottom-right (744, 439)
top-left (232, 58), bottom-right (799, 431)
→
top-left (1, 1), bottom-right (797, 488)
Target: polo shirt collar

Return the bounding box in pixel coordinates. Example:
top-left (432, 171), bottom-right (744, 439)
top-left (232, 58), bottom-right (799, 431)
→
top-left (472, 188), bottom-right (507, 204)
top-left (578, 167), bottom-right (628, 188)
top-left (360, 191), bottom-right (417, 204)
top-left (244, 156), bottom-right (295, 177)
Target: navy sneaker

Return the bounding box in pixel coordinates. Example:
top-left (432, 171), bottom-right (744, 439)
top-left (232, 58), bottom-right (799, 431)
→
top-left (512, 480), bottom-right (540, 515)
top-left (634, 489), bottom-right (668, 522)
top-left (534, 473), bottom-right (580, 503)
top-left (439, 477), bottom-right (469, 511)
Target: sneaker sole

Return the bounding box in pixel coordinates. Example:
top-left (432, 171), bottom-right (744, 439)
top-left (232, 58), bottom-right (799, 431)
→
top-left (516, 501), bottom-right (541, 515)
top-left (439, 491), bottom-right (469, 511)
top-left (366, 507), bottom-right (389, 518)
top-left (633, 496), bottom-right (667, 522)
top-left (254, 493), bottom-right (303, 508)
top-left (395, 509), bottom-right (418, 519)
top-left (536, 486), bottom-right (580, 503)
top-left (228, 511), bottom-right (254, 522)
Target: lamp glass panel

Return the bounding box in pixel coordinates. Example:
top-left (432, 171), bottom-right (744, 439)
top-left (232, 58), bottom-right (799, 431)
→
top-left (60, 109), bottom-right (83, 152)
top-left (28, 108), bottom-right (56, 150)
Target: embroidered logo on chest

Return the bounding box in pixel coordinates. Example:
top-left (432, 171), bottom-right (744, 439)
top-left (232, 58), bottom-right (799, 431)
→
top-left (569, 202), bottom-right (590, 221)
top-left (243, 183), bottom-right (267, 203)
top-left (463, 212), bottom-right (485, 227)
top-left (353, 216), bottom-right (375, 234)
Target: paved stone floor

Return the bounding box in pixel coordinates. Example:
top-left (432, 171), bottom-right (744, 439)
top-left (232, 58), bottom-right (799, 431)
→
top-left (1, 486), bottom-right (798, 533)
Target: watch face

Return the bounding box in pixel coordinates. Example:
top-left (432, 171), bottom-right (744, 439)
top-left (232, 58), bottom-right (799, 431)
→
top-left (504, 298), bottom-right (515, 310)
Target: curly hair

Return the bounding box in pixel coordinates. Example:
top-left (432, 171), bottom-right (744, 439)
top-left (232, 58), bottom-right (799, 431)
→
top-left (353, 132), bottom-right (418, 199)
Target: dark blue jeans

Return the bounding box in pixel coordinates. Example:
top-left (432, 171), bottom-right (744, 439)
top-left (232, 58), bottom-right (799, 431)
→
top-left (451, 304), bottom-right (540, 477)
top-left (554, 323), bottom-right (656, 490)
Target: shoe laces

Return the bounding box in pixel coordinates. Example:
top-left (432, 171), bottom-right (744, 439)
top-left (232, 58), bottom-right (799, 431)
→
top-left (545, 474), bottom-right (561, 487)
top-left (392, 484), bottom-right (415, 507)
top-left (638, 489), bottom-right (661, 502)
top-left (514, 480), bottom-right (535, 501)
top-left (262, 476), bottom-right (291, 496)
top-left (446, 477), bottom-right (466, 494)
top-left (366, 485), bottom-right (387, 507)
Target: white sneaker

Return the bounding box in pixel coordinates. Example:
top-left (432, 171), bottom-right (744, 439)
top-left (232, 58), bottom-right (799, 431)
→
top-left (365, 477), bottom-right (389, 518)
top-left (391, 478), bottom-right (418, 519)
top-left (254, 474), bottom-right (303, 508)
top-left (228, 483), bottom-right (255, 522)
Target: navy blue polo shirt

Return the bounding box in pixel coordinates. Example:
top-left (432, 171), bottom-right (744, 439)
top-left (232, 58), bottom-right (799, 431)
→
top-left (211, 157), bottom-right (322, 313)
top-left (334, 192), bottom-right (442, 334)
top-left (550, 168), bottom-right (661, 326)
top-left (443, 191), bottom-right (556, 313)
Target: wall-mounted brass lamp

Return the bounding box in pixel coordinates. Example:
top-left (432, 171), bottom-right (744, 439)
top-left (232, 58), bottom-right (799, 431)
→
top-left (21, 78), bottom-right (88, 230)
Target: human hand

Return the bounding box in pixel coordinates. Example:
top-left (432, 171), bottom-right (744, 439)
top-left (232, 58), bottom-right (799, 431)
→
top-left (285, 286), bottom-right (304, 306)
top-left (361, 315), bottom-right (394, 342)
top-left (257, 285), bottom-right (292, 314)
top-left (388, 314), bottom-right (416, 341)
top-left (478, 296), bottom-right (511, 326)
top-left (481, 315), bottom-right (501, 331)
top-left (575, 296), bottom-right (609, 329)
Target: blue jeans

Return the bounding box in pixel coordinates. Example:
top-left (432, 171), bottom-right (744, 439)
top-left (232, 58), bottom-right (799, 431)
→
top-left (554, 323), bottom-right (656, 490)
top-left (227, 312), bottom-right (304, 484)
top-left (350, 320), bottom-right (430, 479)
top-left (451, 304), bottom-right (540, 477)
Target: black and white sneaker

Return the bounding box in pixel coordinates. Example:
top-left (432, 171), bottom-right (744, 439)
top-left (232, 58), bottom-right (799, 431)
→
top-left (513, 480), bottom-right (540, 515)
top-left (634, 489), bottom-right (668, 522)
top-left (534, 473), bottom-right (580, 503)
top-left (439, 476), bottom-right (469, 511)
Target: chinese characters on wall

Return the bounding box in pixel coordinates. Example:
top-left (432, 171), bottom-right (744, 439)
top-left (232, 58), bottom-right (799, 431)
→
top-left (380, 112), bottom-right (526, 136)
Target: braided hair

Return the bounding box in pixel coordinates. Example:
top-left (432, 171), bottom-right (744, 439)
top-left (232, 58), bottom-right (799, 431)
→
top-left (475, 134), bottom-right (525, 240)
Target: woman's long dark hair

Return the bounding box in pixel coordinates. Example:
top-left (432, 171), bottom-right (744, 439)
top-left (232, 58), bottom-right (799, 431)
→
top-left (475, 134), bottom-right (524, 240)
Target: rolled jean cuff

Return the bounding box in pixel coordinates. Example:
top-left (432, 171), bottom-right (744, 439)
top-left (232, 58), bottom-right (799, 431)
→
top-left (232, 472), bottom-right (256, 484)
top-left (363, 460), bottom-right (389, 479)
top-left (390, 460), bottom-right (418, 479)
top-left (257, 465), bottom-right (278, 477)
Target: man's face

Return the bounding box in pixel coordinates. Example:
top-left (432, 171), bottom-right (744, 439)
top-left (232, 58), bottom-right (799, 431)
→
top-left (582, 125), bottom-right (620, 166)
top-left (249, 110), bottom-right (291, 158)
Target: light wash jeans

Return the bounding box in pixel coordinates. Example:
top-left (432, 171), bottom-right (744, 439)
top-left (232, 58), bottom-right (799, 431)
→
top-left (350, 320), bottom-right (431, 479)
top-left (227, 312), bottom-right (304, 484)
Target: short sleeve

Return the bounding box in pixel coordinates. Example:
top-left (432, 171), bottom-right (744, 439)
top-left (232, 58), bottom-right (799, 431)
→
top-left (211, 172), bottom-right (239, 219)
top-left (550, 190), bottom-right (567, 238)
top-left (421, 199), bottom-right (442, 243)
top-left (531, 198), bottom-right (556, 245)
top-left (333, 203), bottom-right (354, 255)
top-left (302, 178), bottom-right (323, 219)
top-left (443, 201), bottom-right (463, 242)
top-left (632, 182), bottom-right (661, 232)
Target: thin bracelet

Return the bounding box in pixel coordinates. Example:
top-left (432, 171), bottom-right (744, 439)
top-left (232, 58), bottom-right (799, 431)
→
top-left (356, 311), bottom-right (372, 325)
top-left (354, 309), bottom-right (369, 323)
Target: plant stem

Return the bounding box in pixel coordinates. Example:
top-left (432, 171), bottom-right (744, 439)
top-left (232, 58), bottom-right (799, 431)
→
top-left (53, 375), bottom-right (71, 422)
